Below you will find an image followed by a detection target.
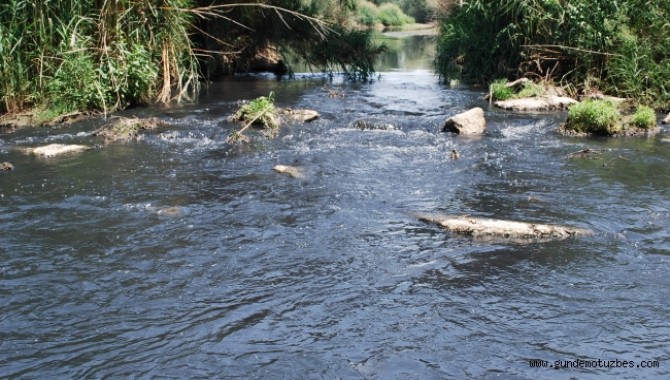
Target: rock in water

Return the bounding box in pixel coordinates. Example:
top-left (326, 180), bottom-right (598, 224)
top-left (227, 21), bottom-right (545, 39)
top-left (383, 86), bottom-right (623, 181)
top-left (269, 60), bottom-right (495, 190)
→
top-left (494, 96), bottom-right (578, 111)
top-left (23, 144), bottom-right (90, 157)
top-left (279, 108), bottom-right (319, 123)
top-left (273, 165), bottom-right (305, 179)
top-left (416, 213), bottom-right (592, 241)
top-left (442, 107), bottom-right (486, 135)
top-left (352, 119), bottom-right (397, 131)
top-left (1, 162), bottom-right (14, 171)
top-left (662, 113), bottom-right (670, 125)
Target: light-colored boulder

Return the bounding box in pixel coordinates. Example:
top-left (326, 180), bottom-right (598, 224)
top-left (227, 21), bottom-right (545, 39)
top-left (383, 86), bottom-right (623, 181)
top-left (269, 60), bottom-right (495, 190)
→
top-left (22, 144), bottom-right (90, 157)
top-left (273, 165), bottom-right (305, 179)
top-left (442, 107), bottom-right (486, 134)
top-left (416, 213), bottom-right (592, 241)
top-left (662, 113), bottom-right (670, 125)
top-left (495, 96), bottom-right (577, 111)
top-left (1, 162), bottom-right (14, 171)
top-left (279, 108), bottom-right (319, 123)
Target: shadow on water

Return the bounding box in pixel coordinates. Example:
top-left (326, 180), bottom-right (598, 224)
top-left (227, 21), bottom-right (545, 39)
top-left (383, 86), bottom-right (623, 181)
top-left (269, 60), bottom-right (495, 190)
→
top-left (2, 32), bottom-right (670, 379)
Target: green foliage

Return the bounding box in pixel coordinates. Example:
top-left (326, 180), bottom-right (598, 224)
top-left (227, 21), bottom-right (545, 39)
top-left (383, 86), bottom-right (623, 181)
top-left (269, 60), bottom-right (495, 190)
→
top-left (356, 1), bottom-right (378, 26)
top-left (377, 3), bottom-right (414, 26)
top-left (517, 81), bottom-right (545, 98)
top-left (0, 0), bottom-right (198, 117)
top-left (435, 0), bottom-right (670, 108)
top-left (233, 92), bottom-right (278, 129)
top-left (490, 79), bottom-right (545, 101)
top-left (565, 100), bottom-right (622, 135)
top-left (435, 1), bottom-right (521, 84)
top-left (398, 0), bottom-right (435, 23)
top-left (369, 0), bottom-right (435, 23)
top-left (1, 0), bottom-right (390, 118)
top-left (631, 106), bottom-right (656, 130)
top-left (490, 80), bottom-right (515, 101)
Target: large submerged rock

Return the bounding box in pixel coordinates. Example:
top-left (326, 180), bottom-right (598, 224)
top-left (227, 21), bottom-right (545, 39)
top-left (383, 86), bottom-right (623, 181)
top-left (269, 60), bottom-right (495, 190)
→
top-left (495, 96), bottom-right (578, 111)
top-left (416, 213), bottom-right (592, 241)
top-left (442, 107), bottom-right (486, 135)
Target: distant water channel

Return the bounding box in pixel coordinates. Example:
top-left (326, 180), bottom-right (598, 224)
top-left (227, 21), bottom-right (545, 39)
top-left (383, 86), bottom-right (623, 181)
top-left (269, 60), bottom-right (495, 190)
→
top-left (1, 32), bottom-right (669, 379)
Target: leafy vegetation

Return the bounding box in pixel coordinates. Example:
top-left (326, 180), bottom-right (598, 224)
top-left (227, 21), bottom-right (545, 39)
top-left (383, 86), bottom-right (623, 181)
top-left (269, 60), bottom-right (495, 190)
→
top-left (490, 80), bottom-right (515, 101)
top-left (0, 0), bottom-right (197, 117)
top-left (490, 79), bottom-right (545, 101)
top-left (376, 3), bottom-right (414, 26)
top-left (435, 0), bottom-right (670, 108)
top-left (233, 92), bottom-right (278, 130)
top-left (365, 0), bottom-right (438, 23)
top-left (517, 81), bottom-right (545, 98)
top-left (352, 1), bottom-right (419, 28)
top-left (228, 92), bottom-right (280, 143)
top-left (356, 1), bottom-right (379, 26)
top-left (631, 106), bottom-right (656, 130)
top-left (1, 1), bottom-right (387, 119)
top-left (565, 100), bottom-right (622, 135)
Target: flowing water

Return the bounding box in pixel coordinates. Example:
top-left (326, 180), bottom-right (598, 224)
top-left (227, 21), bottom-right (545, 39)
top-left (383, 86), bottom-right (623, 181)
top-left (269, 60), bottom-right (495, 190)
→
top-left (2, 33), bottom-right (670, 379)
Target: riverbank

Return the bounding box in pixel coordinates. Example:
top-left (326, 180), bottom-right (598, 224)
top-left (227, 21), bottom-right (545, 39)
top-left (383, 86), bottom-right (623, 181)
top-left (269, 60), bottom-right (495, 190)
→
top-left (435, 1), bottom-right (670, 110)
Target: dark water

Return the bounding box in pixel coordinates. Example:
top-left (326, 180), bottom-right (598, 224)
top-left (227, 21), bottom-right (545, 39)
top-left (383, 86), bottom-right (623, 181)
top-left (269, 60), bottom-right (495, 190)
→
top-left (2, 34), bottom-right (670, 379)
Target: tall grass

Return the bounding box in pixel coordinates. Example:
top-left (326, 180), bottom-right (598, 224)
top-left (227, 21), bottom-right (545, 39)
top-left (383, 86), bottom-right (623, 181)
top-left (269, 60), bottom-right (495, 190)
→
top-left (1, 1), bottom-right (386, 117)
top-left (435, 0), bottom-right (670, 108)
top-left (0, 0), bottom-right (198, 116)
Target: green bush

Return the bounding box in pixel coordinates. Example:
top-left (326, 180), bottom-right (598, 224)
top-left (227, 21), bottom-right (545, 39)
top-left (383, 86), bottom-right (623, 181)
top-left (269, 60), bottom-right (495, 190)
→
top-left (631, 105), bottom-right (656, 130)
top-left (565, 100), bottom-right (622, 135)
top-left (377, 3), bottom-right (414, 27)
top-left (357, 1), bottom-right (378, 27)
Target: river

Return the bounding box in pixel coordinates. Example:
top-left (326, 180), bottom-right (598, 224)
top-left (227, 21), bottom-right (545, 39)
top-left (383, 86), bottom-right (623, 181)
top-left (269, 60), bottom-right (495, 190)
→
top-left (1, 33), bottom-right (669, 379)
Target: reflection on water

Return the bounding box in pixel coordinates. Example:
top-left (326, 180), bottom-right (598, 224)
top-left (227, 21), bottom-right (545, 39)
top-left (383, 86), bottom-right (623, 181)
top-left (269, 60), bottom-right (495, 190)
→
top-left (1, 32), bottom-right (670, 380)
top-left (284, 32), bottom-right (436, 75)
top-left (376, 33), bottom-right (436, 71)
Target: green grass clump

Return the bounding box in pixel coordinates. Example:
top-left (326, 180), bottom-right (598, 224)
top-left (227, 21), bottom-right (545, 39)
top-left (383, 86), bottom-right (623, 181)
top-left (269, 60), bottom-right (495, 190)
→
top-left (631, 105), bottom-right (656, 129)
top-left (565, 99), bottom-right (622, 135)
top-left (233, 92), bottom-right (278, 129)
top-left (517, 81), bottom-right (545, 98)
top-left (490, 79), bottom-right (515, 101)
top-left (490, 79), bottom-right (546, 101)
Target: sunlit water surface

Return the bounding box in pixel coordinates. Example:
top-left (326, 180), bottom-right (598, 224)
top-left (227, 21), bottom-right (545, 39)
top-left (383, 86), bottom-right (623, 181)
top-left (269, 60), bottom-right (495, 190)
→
top-left (1, 34), bottom-right (670, 379)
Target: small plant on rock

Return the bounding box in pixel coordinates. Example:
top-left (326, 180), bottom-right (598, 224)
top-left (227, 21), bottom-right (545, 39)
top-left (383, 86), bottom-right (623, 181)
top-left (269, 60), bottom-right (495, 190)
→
top-left (233, 92), bottom-right (278, 129)
top-left (228, 92), bottom-right (279, 143)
